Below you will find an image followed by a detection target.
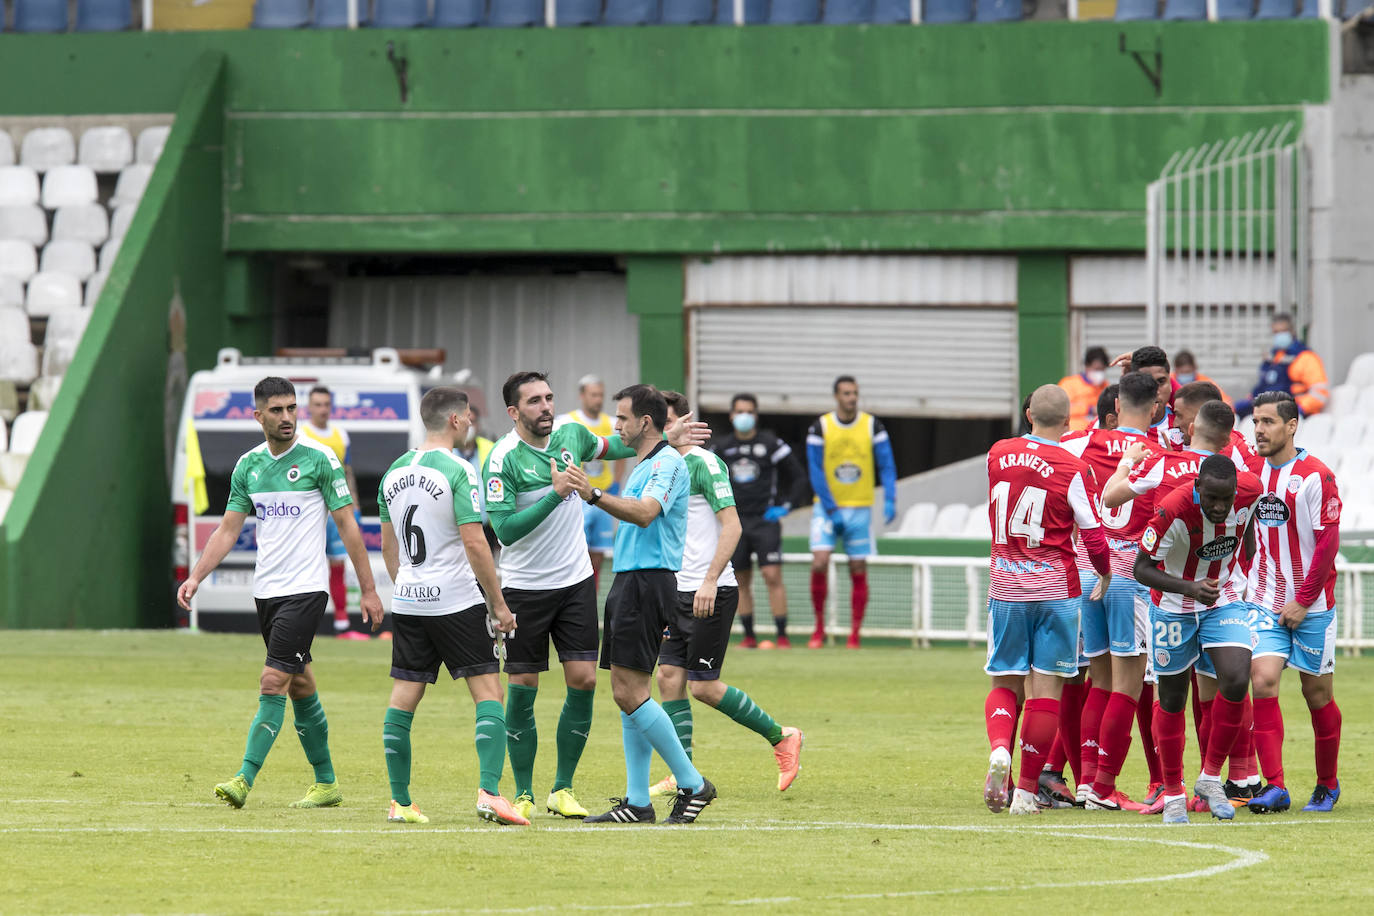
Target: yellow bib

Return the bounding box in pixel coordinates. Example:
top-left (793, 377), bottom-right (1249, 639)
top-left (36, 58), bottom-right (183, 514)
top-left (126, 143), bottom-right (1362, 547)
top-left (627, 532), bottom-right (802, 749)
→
top-left (566, 410), bottom-right (615, 488)
top-left (820, 412), bottom-right (875, 507)
top-left (300, 423), bottom-right (348, 466)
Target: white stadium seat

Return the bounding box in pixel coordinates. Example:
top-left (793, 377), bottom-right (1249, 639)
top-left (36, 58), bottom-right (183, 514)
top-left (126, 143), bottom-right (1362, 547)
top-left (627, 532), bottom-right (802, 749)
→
top-left (84, 271), bottom-right (108, 308)
top-left (0, 240), bottom-right (38, 282)
top-left (40, 165), bottom-right (98, 209)
top-left (45, 305), bottom-right (89, 351)
top-left (0, 338), bottom-right (39, 385)
top-left (27, 374), bottom-right (62, 410)
top-left (110, 164), bottom-right (152, 207)
top-left (7, 410), bottom-right (47, 454)
top-left (0, 380), bottom-right (19, 422)
top-left (932, 502), bottom-right (970, 537)
top-left (1346, 353), bottom-right (1374, 389)
top-left (40, 240), bottom-right (96, 282)
top-left (897, 502), bottom-right (938, 537)
top-left (51, 204), bottom-right (109, 245)
top-left (98, 237), bottom-right (123, 272)
top-left (0, 131), bottom-right (13, 167)
top-left (0, 417), bottom-right (6, 452)
top-left (108, 204), bottom-right (135, 240)
top-left (0, 452), bottom-right (27, 489)
top-left (1295, 412), bottom-right (1334, 451)
top-left (1355, 386), bottom-right (1374, 417)
top-left (961, 502), bottom-right (991, 538)
top-left (1335, 450), bottom-right (1374, 482)
top-left (19, 128), bottom-right (75, 172)
top-left (1327, 383), bottom-right (1358, 416)
top-left (0, 275), bottom-right (22, 308)
top-left (1328, 415), bottom-right (1368, 451)
top-left (0, 166), bottom-right (40, 206)
top-left (0, 205), bottom-right (48, 246)
top-left (77, 126), bottom-right (133, 174)
top-left (136, 126), bottom-right (170, 165)
top-left (23, 271), bottom-right (81, 316)
top-left (1236, 414), bottom-right (1255, 445)
top-left (0, 305), bottom-right (28, 341)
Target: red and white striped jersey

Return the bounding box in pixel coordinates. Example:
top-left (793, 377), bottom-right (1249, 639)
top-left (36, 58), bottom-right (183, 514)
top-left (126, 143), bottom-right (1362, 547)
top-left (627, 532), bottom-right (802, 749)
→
top-left (1140, 473), bottom-right (1263, 614)
top-left (987, 435), bottom-right (1103, 602)
top-left (1061, 427), bottom-right (1157, 578)
top-left (1129, 446), bottom-right (1248, 501)
top-left (1247, 450), bottom-right (1342, 614)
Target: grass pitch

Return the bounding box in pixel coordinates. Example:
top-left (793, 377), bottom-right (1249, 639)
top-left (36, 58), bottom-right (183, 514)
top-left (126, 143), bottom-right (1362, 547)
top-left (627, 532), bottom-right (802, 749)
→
top-left (1, 631), bottom-right (1371, 914)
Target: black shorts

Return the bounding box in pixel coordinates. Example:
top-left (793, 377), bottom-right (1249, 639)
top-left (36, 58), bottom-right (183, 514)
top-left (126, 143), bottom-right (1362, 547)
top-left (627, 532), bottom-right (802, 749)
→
top-left (390, 605), bottom-right (501, 683)
top-left (255, 591), bottom-right (327, 674)
top-left (658, 586), bottom-right (740, 681)
top-left (600, 568), bottom-right (678, 674)
top-left (732, 515), bottom-right (783, 571)
top-left (501, 576), bottom-right (600, 674)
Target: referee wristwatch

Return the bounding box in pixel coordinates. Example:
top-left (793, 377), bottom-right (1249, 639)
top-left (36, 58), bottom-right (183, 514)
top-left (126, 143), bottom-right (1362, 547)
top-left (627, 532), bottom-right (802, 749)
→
top-left (587, 487), bottom-right (603, 505)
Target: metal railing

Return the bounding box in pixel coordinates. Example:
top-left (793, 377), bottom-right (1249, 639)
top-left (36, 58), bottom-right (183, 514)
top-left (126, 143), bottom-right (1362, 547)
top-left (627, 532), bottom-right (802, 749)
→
top-left (785, 552), bottom-right (1374, 655)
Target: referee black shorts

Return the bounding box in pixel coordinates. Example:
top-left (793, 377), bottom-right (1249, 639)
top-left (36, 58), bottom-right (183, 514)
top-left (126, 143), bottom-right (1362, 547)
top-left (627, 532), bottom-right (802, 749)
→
top-left (600, 568), bottom-right (678, 674)
top-left (658, 586), bottom-right (740, 681)
top-left (255, 591), bottom-right (328, 674)
top-left (390, 604), bottom-right (502, 683)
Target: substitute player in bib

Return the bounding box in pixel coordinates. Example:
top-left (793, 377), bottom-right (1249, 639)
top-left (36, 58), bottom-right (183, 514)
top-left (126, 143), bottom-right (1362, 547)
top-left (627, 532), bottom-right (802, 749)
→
top-left (557, 375), bottom-right (625, 592)
top-left (300, 385), bottom-right (367, 640)
top-left (577, 385), bottom-right (717, 825)
top-left (378, 387), bottom-right (527, 827)
top-left (983, 385), bottom-right (1112, 816)
top-left (1059, 372), bottom-right (1160, 812)
top-left (178, 376), bottom-right (383, 810)
top-left (807, 375), bottom-right (898, 649)
top-left (649, 392), bottom-right (804, 798)
top-left (484, 371), bottom-right (706, 821)
top-left (1245, 392), bottom-right (1344, 814)
top-left (1134, 455), bottom-right (1262, 824)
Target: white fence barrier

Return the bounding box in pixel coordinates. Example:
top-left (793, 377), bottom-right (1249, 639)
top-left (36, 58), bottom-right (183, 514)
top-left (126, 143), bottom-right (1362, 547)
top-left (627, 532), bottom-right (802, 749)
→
top-left (783, 553), bottom-right (1374, 655)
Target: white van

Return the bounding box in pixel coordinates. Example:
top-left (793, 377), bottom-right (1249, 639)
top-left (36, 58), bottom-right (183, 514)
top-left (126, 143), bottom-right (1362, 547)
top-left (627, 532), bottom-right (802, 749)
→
top-left (170, 347), bottom-right (434, 628)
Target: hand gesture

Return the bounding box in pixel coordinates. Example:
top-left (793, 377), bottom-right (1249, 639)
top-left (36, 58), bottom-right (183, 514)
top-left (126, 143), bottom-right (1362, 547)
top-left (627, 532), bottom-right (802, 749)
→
top-left (360, 590), bottom-right (385, 632)
top-left (551, 458), bottom-right (590, 499)
top-left (176, 578), bottom-right (199, 612)
top-left (1109, 351), bottom-right (1132, 369)
top-left (666, 410), bottom-right (710, 448)
top-left (762, 505), bottom-right (789, 523)
top-left (491, 600), bottom-right (517, 635)
top-left (1188, 577), bottom-right (1221, 607)
top-left (1277, 599), bottom-right (1309, 629)
top-left (693, 580), bottom-right (718, 618)
top-left (1089, 571), bottom-right (1112, 602)
top-left (1120, 442), bottom-right (1150, 470)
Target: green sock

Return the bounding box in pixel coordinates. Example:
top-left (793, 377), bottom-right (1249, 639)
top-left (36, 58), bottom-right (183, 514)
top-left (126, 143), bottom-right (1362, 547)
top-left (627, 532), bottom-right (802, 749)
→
top-left (291, 693), bottom-right (335, 784)
top-left (552, 687), bottom-right (595, 792)
top-left (718, 685), bottom-right (784, 746)
top-left (238, 694), bottom-right (287, 787)
top-left (505, 684), bottom-right (539, 799)
top-left (663, 698), bottom-right (694, 760)
top-left (475, 700), bottom-right (506, 795)
top-left (383, 707), bottom-right (414, 806)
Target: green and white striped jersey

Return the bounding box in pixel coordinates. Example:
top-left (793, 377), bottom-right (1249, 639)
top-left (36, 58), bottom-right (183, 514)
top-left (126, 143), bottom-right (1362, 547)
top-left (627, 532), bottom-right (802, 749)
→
top-left (378, 448), bottom-right (484, 616)
top-left (226, 436), bottom-right (352, 599)
top-left (677, 446), bottom-right (737, 592)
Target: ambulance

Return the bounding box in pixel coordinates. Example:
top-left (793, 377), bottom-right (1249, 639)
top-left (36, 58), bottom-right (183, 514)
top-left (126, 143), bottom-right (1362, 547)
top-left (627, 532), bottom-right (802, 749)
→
top-left (170, 347), bottom-right (438, 629)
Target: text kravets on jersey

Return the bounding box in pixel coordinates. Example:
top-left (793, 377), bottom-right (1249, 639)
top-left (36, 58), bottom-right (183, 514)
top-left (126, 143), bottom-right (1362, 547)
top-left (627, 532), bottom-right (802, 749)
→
top-left (996, 450), bottom-right (1056, 479)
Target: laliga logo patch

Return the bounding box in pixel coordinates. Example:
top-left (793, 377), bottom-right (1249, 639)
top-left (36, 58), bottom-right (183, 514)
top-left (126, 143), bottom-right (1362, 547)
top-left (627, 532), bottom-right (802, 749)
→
top-left (1155, 648), bottom-right (1171, 668)
top-left (1256, 494), bottom-right (1290, 527)
top-left (287, 465), bottom-right (301, 483)
top-left (487, 477), bottom-right (504, 500)
top-left (1141, 528), bottom-right (1158, 552)
top-left (470, 491), bottom-right (481, 513)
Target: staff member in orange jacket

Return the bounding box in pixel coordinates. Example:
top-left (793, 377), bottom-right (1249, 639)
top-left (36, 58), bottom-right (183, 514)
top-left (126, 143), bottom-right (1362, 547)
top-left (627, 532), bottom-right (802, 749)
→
top-left (1236, 314), bottom-right (1329, 417)
top-left (1171, 350), bottom-right (1232, 406)
top-left (1058, 347), bottom-right (1110, 431)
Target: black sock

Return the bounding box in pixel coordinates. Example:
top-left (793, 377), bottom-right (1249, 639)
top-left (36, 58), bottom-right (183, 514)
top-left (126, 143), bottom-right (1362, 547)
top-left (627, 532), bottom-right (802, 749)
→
top-left (740, 614), bottom-right (756, 640)
top-left (775, 616), bottom-right (788, 639)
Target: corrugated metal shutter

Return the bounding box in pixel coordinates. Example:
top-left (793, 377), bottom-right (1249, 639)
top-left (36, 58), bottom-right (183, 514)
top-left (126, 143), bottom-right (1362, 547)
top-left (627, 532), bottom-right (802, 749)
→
top-left (1071, 306), bottom-right (1147, 370)
top-left (329, 274), bottom-right (636, 413)
top-left (687, 255), bottom-right (1017, 306)
top-left (691, 306), bottom-right (1016, 418)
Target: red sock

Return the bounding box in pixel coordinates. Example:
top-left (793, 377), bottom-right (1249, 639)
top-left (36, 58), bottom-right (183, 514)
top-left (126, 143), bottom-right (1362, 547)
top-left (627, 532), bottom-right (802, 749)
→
top-left (1154, 704), bottom-right (1188, 796)
top-left (1203, 694), bottom-right (1245, 777)
top-left (329, 564), bottom-right (347, 626)
top-left (1058, 681), bottom-right (1086, 786)
top-left (1227, 695), bottom-right (1254, 783)
top-left (1190, 672), bottom-right (1203, 765)
top-left (849, 571), bottom-right (868, 632)
top-left (1078, 686), bottom-right (1110, 787)
top-left (1252, 695), bottom-right (1286, 788)
top-left (1311, 700), bottom-right (1342, 787)
top-left (1197, 697), bottom-right (1214, 770)
top-left (1047, 731), bottom-right (1068, 772)
top-left (985, 687), bottom-right (1019, 753)
top-left (1016, 698), bottom-right (1060, 793)
top-left (809, 570), bottom-right (827, 633)
top-left (1091, 692), bottom-right (1138, 797)
top-left (1136, 682), bottom-right (1162, 786)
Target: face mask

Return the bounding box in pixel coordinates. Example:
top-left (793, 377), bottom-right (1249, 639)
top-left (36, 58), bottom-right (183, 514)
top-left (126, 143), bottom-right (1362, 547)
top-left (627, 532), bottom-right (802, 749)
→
top-left (731, 413), bottom-right (756, 434)
top-left (1273, 331), bottom-right (1294, 350)
top-left (1085, 369), bottom-right (1106, 386)
top-left (1175, 372), bottom-right (1196, 385)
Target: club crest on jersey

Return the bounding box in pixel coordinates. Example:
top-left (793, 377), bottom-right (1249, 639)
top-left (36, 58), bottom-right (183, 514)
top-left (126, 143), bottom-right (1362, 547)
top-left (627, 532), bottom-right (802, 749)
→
top-left (287, 465), bottom-right (301, 482)
top-left (1195, 535), bottom-right (1239, 561)
top-left (1256, 494), bottom-right (1290, 527)
top-left (559, 448), bottom-right (575, 468)
top-left (1236, 508), bottom-right (1250, 526)
top-left (1325, 496), bottom-right (1342, 524)
top-left (1287, 476), bottom-right (1303, 494)
top-left (731, 458), bottom-right (760, 483)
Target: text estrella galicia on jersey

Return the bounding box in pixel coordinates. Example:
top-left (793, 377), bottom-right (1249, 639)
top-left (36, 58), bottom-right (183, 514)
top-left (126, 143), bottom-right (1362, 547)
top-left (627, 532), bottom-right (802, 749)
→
top-left (1195, 536), bottom-right (1239, 561)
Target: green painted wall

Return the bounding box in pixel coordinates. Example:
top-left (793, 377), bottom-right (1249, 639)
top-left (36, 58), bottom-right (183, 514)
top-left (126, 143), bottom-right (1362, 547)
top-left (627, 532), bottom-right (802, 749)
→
top-left (1017, 254), bottom-right (1071, 397)
top-left (0, 54), bottom-right (229, 628)
top-left (626, 257), bottom-right (686, 391)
